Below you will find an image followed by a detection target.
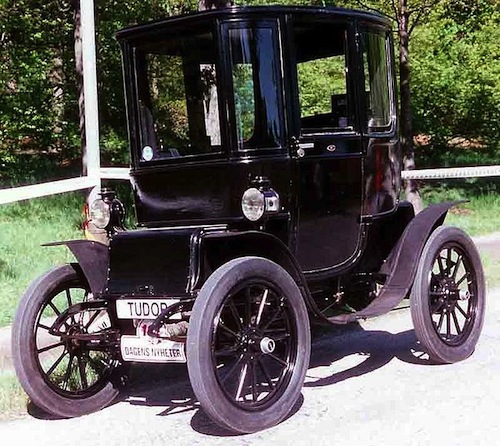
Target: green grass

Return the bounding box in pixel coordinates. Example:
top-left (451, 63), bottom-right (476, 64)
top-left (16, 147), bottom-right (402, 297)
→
top-left (480, 253), bottom-right (500, 290)
top-left (0, 193), bottom-right (84, 327)
top-left (0, 371), bottom-right (27, 420)
top-left (420, 178), bottom-right (500, 236)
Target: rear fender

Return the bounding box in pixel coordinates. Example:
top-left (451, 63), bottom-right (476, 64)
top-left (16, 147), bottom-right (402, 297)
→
top-left (325, 202), bottom-right (463, 324)
top-left (43, 240), bottom-right (109, 295)
top-left (380, 201), bottom-right (463, 293)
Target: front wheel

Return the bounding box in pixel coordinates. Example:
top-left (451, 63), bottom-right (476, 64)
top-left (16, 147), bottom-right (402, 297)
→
top-left (410, 226), bottom-right (485, 364)
top-left (187, 257), bottom-right (311, 433)
top-left (12, 264), bottom-right (121, 417)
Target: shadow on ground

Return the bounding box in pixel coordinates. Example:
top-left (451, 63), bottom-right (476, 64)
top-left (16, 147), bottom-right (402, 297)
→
top-left (33, 323), bottom-right (433, 436)
top-left (305, 323), bottom-right (438, 389)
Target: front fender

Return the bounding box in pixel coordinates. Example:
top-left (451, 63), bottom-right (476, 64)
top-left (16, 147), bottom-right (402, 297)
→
top-left (191, 230), bottom-right (305, 290)
top-left (43, 240), bottom-right (109, 295)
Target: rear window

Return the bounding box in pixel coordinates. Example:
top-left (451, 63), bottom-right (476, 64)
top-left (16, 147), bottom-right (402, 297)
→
top-left (362, 31), bottom-right (393, 131)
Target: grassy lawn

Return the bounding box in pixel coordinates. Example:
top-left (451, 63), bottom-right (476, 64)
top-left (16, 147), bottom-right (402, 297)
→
top-left (0, 371), bottom-right (28, 420)
top-left (0, 193), bottom-right (84, 327)
top-left (480, 253), bottom-right (500, 290)
top-left (421, 178), bottom-right (500, 236)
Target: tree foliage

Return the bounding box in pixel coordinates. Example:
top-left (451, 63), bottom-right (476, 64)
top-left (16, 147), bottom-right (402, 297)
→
top-left (0, 0), bottom-right (198, 185)
top-left (411, 0), bottom-right (500, 166)
top-left (0, 0), bottom-right (499, 185)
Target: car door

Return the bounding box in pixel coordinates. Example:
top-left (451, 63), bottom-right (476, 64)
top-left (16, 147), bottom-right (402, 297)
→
top-left (288, 17), bottom-right (364, 273)
top-left (221, 18), bottom-right (292, 236)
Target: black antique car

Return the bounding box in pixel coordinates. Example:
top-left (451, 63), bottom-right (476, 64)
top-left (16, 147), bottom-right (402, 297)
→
top-left (12, 5), bottom-right (485, 434)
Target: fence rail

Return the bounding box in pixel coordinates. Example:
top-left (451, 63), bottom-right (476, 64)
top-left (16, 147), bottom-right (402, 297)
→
top-left (0, 166), bottom-right (130, 205)
top-left (0, 166), bottom-right (128, 205)
top-left (402, 165), bottom-right (500, 180)
top-left (2, 164), bottom-right (500, 206)
top-left (0, 176), bottom-right (97, 205)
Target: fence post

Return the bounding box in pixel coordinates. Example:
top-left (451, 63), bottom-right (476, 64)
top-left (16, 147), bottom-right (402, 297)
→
top-left (80, 0), bottom-right (105, 240)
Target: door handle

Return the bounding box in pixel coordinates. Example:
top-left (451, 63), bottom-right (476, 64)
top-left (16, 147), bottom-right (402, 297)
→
top-left (290, 137), bottom-right (314, 158)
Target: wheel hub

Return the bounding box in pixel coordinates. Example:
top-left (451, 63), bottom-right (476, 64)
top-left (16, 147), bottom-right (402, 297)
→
top-left (260, 337), bottom-right (276, 354)
top-left (439, 278), bottom-right (459, 302)
top-left (239, 329), bottom-right (275, 355)
top-left (65, 324), bottom-right (85, 354)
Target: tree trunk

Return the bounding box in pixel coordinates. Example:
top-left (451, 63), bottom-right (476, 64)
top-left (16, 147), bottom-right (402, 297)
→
top-left (48, 53), bottom-right (65, 152)
top-left (198, 0), bottom-right (231, 145)
top-left (198, 0), bottom-right (233, 10)
top-left (398, 0), bottom-right (423, 213)
top-left (72, 0), bottom-right (86, 168)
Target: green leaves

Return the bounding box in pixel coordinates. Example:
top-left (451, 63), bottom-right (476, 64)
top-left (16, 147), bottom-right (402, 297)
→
top-left (411, 1), bottom-right (500, 166)
top-left (0, 0), bottom-right (499, 178)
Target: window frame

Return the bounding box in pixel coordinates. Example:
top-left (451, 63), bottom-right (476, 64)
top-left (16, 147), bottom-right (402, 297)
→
top-left (358, 26), bottom-right (397, 136)
top-left (289, 17), bottom-right (360, 138)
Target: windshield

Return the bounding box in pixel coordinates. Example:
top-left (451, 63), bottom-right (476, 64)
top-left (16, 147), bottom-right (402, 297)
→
top-left (134, 28), bottom-right (222, 163)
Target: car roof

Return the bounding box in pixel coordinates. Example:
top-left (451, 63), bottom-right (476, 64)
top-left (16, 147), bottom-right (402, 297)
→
top-left (116, 5), bottom-right (392, 41)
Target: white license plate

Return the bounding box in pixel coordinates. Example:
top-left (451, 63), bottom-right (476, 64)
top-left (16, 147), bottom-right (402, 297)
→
top-left (120, 335), bottom-right (186, 363)
top-left (116, 299), bottom-right (179, 320)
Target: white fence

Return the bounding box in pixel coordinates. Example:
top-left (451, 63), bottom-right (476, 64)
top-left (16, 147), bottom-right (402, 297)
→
top-left (3, 164), bottom-right (500, 206)
top-left (402, 165), bottom-right (500, 180)
top-left (0, 168), bottom-right (130, 205)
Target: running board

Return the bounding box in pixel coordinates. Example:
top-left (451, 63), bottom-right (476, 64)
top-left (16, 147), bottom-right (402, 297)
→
top-left (327, 285), bottom-right (408, 324)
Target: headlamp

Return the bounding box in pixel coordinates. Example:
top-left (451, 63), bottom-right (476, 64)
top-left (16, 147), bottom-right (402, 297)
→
top-left (89, 189), bottom-right (125, 232)
top-left (241, 187), bottom-right (265, 221)
top-left (241, 178), bottom-right (280, 222)
top-left (89, 198), bottom-right (111, 229)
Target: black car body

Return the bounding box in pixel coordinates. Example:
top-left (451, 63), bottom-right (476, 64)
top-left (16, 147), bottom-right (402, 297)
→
top-left (12, 6), bottom-right (485, 434)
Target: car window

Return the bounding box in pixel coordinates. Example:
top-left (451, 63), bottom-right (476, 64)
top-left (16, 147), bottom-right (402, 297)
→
top-left (362, 31), bottom-right (392, 131)
top-left (293, 22), bottom-right (354, 134)
top-left (228, 24), bottom-right (283, 151)
top-left (135, 30), bottom-right (222, 163)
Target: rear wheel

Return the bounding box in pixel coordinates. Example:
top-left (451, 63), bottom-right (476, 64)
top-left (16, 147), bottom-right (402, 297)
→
top-left (12, 264), bottom-right (121, 417)
top-left (410, 226), bottom-right (485, 363)
top-left (187, 257), bottom-right (311, 433)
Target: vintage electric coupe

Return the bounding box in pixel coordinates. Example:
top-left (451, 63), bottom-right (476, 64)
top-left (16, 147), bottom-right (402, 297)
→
top-left (12, 5), bottom-right (485, 433)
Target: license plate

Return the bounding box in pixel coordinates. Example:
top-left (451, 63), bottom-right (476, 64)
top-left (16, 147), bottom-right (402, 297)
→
top-left (116, 298), bottom-right (179, 320)
top-left (120, 335), bottom-right (186, 363)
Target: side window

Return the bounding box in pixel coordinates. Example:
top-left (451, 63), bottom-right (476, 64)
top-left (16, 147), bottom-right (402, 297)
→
top-left (294, 22), bottom-right (353, 134)
top-left (135, 30), bottom-right (222, 163)
top-left (228, 25), bottom-right (283, 150)
top-left (362, 32), bottom-right (392, 131)
top-left (232, 62), bottom-right (255, 144)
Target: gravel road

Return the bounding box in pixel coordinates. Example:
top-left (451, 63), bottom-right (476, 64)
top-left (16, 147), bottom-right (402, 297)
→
top-left (1, 288), bottom-right (500, 446)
